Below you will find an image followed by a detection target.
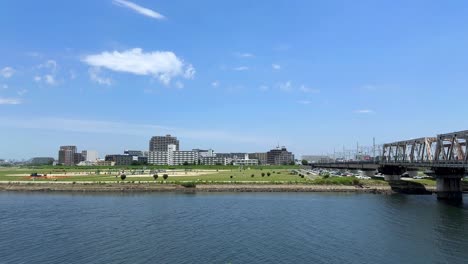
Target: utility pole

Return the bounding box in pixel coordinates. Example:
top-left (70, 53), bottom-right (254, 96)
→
top-left (373, 137), bottom-right (376, 159)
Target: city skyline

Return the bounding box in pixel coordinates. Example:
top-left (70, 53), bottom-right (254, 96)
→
top-left (3, 1), bottom-right (468, 159)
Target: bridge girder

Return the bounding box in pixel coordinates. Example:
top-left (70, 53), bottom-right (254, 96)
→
top-left (382, 137), bottom-right (436, 163)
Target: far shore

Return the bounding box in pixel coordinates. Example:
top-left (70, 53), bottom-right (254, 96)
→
top-left (0, 181), bottom-right (439, 195)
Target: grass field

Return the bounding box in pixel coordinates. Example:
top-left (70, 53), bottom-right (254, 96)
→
top-left (0, 166), bottom-right (443, 187)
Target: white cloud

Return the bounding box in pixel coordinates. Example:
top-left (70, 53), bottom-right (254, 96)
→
top-left (17, 89), bottom-right (28, 96)
top-left (278, 81), bottom-right (292, 92)
top-left (88, 67), bottom-right (112, 86)
top-left (82, 48), bottom-right (194, 85)
top-left (299, 85), bottom-right (320, 93)
top-left (113, 0), bottom-right (165, 20)
top-left (236, 52), bottom-right (254, 58)
top-left (175, 81), bottom-right (184, 89)
top-left (354, 109), bottom-right (374, 114)
top-left (38, 60), bottom-right (57, 72)
top-left (1, 84), bottom-right (7, 89)
top-left (259, 85), bottom-right (269, 91)
top-left (211, 81), bottom-right (219, 87)
top-left (233, 66), bottom-right (249, 71)
top-left (0, 116), bottom-right (274, 144)
top-left (297, 100), bottom-right (311, 105)
top-left (272, 64), bottom-right (281, 70)
top-left (44, 75), bottom-right (57, 85)
top-left (34, 76), bottom-right (41, 82)
top-left (1, 67), bottom-right (15, 78)
top-left (0, 97), bottom-right (22, 105)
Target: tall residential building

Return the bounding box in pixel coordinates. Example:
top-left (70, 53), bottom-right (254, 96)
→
top-left (266, 146), bottom-right (295, 165)
top-left (105, 155), bottom-right (133, 166)
top-left (82, 150), bottom-right (98, 162)
top-left (249, 152), bottom-right (267, 165)
top-left (58, 146), bottom-right (77, 165)
top-left (149, 135), bottom-right (179, 152)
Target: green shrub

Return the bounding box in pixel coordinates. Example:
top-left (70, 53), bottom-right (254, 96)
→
top-left (251, 174), bottom-right (254, 178)
top-left (153, 174), bottom-right (158, 180)
top-left (163, 174), bottom-right (169, 180)
top-left (181, 182), bottom-right (196, 188)
top-left (120, 174), bottom-right (126, 180)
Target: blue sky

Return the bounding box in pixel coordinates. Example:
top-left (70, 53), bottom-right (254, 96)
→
top-left (2, 0), bottom-right (468, 160)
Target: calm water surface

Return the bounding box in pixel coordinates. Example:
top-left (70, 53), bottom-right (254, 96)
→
top-left (1, 192), bottom-right (467, 264)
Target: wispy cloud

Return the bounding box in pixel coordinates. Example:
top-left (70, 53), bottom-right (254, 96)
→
top-left (0, 117), bottom-right (274, 144)
top-left (113, 0), bottom-right (165, 20)
top-left (235, 52), bottom-right (254, 58)
top-left (354, 109), bottom-right (374, 114)
top-left (44, 74), bottom-right (57, 85)
top-left (82, 48), bottom-right (194, 85)
top-left (299, 85), bottom-right (320, 93)
top-left (259, 85), bottom-right (269, 91)
top-left (0, 97), bottom-right (22, 105)
top-left (278, 81), bottom-right (292, 92)
top-left (272, 64), bottom-right (281, 70)
top-left (1, 67), bottom-right (15, 78)
top-left (297, 100), bottom-right (311, 105)
top-left (174, 81), bottom-right (184, 89)
top-left (88, 67), bottom-right (112, 86)
top-left (233, 66), bottom-right (249, 71)
top-left (17, 89), bottom-right (28, 96)
top-left (211, 81), bottom-right (219, 87)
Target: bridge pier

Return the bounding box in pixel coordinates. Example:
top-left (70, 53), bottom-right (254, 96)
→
top-left (407, 169), bottom-right (418, 178)
top-left (434, 168), bottom-right (464, 201)
top-left (379, 166), bottom-right (406, 181)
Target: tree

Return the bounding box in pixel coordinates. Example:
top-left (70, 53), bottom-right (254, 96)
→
top-left (153, 174), bottom-right (158, 180)
top-left (301, 160), bottom-right (309, 165)
top-left (261, 173), bottom-right (265, 177)
top-left (120, 174), bottom-right (126, 180)
top-left (230, 175), bottom-right (233, 179)
top-left (163, 174), bottom-right (169, 180)
top-left (183, 161), bottom-right (189, 166)
top-left (251, 174), bottom-right (254, 178)
top-left (267, 172), bottom-right (271, 176)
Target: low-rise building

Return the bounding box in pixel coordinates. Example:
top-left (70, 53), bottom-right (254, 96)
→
top-left (105, 154), bottom-right (133, 166)
top-left (249, 152), bottom-right (267, 165)
top-left (148, 151), bottom-right (168, 165)
top-left (267, 146), bottom-right (294, 165)
top-left (201, 156), bottom-right (227, 165)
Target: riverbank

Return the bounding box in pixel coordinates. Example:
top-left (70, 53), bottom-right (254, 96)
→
top-left (0, 182), bottom-right (438, 194)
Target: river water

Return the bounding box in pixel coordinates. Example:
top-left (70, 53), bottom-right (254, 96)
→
top-left (1, 192), bottom-right (467, 264)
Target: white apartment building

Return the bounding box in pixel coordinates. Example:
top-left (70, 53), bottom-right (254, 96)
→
top-left (148, 151), bottom-right (168, 165)
top-left (148, 144), bottom-right (199, 165)
top-left (82, 150), bottom-right (98, 162)
top-left (201, 156), bottom-right (227, 165)
top-left (232, 154), bottom-right (259, 166)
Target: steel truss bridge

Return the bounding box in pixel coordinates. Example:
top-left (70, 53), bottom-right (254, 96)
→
top-left (312, 130), bottom-right (468, 201)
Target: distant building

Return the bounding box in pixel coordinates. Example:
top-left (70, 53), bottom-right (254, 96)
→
top-left (82, 150), bottom-right (98, 162)
top-left (168, 145), bottom-right (198, 165)
top-left (58, 146), bottom-right (77, 165)
top-left (137, 156), bottom-right (148, 164)
top-left (201, 156), bottom-right (227, 165)
top-left (96, 160), bottom-right (115, 166)
top-left (149, 135), bottom-right (179, 152)
top-left (148, 151), bottom-right (168, 165)
top-left (301, 155), bottom-right (332, 164)
top-left (124, 150), bottom-right (143, 157)
top-left (30, 157), bottom-right (54, 165)
top-left (249, 152), bottom-right (267, 165)
top-left (233, 154), bottom-right (258, 166)
top-left (105, 154), bottom-right (133, 166)
top-left (193, 149), bottom-right (215, 158)
top-left (266, 146), bottom-right (294, 165)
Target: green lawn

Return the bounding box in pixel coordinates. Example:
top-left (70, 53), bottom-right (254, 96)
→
top-left (0, 167), bottom-right (439, 186)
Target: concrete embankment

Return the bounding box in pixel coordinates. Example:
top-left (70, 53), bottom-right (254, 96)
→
top-left (0, 182), bottom-right (437, 194)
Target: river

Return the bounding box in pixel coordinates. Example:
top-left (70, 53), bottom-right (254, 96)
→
top-left (1, 192), bottom-right (467, 263)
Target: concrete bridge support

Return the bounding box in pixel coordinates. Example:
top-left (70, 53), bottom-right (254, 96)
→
top-left (384, 174), bottom-right (402, 181)
top-left (379, 166), bottom-right (406, 182)
top-left (407, 169), bottom-right (419, 178)
top-left (434, 168), bottom-right (464, 201)
top-left (432, 168), bottom-right (465, 201)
